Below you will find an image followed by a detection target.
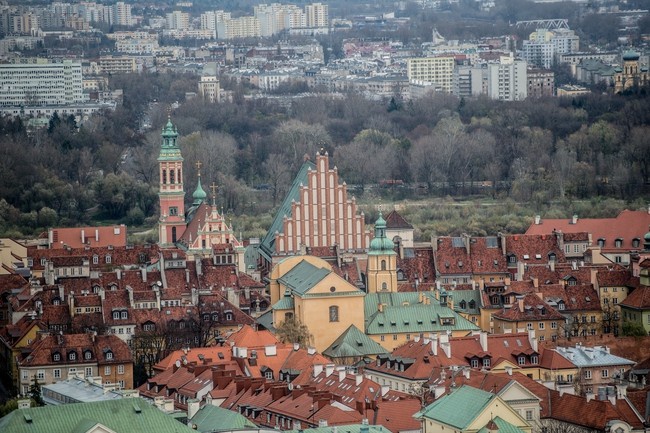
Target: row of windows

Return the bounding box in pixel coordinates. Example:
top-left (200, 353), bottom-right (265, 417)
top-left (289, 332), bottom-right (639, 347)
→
top-left (52, 349), bottom-right (113, 362)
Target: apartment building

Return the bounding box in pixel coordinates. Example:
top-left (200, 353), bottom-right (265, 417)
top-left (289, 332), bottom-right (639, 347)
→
top-left (0, 60), bottom-right (83, 107)
top-left (486, 55), bottom-right (528, 101)
top-left (407, 56), bottom-right (455, 92)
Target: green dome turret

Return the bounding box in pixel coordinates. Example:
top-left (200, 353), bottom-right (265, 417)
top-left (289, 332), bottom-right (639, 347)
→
top-left (192, 174), bottom-right (207, 205)
top-left (369, 212), bottom-right (395, 255)
top-left (623, 50), bottom-right (640, 61)
top-left (158, 117), bottom-right (182, 161)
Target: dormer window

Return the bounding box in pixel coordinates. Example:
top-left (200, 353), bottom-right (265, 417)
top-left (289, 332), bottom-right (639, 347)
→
top-left (459, 300), bottom-right (467, 309)
top-left (632, 238), bottom-right (640, 248)
top-left (113, 311), bottom-right (120, 320)
top-left (53, 352), bottom-right (61, 362)
top-left (225, 312), bottom-right (233, 321)
top-left (69, 351), bottom-right (77, 361)
top-left (105, 351), bottom-right (113, 360)
top-left (471, 359), bottom-right (479, 368)
top-left (40, 258), bottom-right (46, 266)
top-left (531, 355), bottom-right (539, 364)
top-left (483, 358), bottom-right (491, 367)
top-left (120, 311), bottom-right (127, 319)
top-left (106, 255), bottom-right (112, 264)
top-left (597, 238), bottom-right (605, 247)
top-left (84, 350), bottom-right (92, 360)
top-left (614, 238), bottom-right (623, 248)
top-left (558, 301), bottom-right (565, 311)
top-left (508, 255), bottom-right (516, 263)
top-left (548, 253), bottom-right (556, 262)
top-left (469, 300), bottom-right (476, 309)
top-left (92, 255), bottom-right (98, 264)
top-left (53, 297), bottom-right (61, 305)
top-left (518, 356), bottom-right (525, 365)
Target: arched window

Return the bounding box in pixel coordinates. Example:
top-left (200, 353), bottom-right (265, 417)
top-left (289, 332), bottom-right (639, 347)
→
top-left (120, 311), bottom-right (127, 319)
top-left (105, 351), bottom-right (113, 360)
top-left (469, 300), bottom-right (476, 309)
top-left (329, 306), bottom-right (339, 322)
top-left (53, 352), bottom-right (61, 362)
top-left (113, 311), bottom-right (119, 320)
top-left (381, 282), bottom-right (388, 291)
top-left (178, 169), bottom-right (181, 182)
top-left (162, 169), bottom-right (167, 184)
top-left (69, 351), bottom-right (77, 361)
top-left (172, 227), bottom-right (177, 243)
top-left (284, 312), bottom-right (293, 321)
top-left (170, 169), bottom-right (175, 184)
top-left (84, 350), bottom-right (92, 360)
top-left (381, 260), bottom-right (386, 271)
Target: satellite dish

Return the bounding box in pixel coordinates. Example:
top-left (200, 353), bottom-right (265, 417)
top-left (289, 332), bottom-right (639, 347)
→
top-left (175, 360), bottom-right (181, 368)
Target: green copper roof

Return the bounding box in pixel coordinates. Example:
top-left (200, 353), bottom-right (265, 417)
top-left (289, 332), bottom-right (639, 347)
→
top-left (414, 385), bottom-right (495, 429)
top-left (158, 118), bottom-right (183, 161)
top-left (277, 259), bottom-right (330, 296)
top-left (369, 212), bottom-right (395, 256)
top-left (0, 398), bottom-right (196, 433)
top-left (364, 292), bottom-right (479, 335)
top-left (323, 324), bottom-right (388, 358)
top-left (451, 289), bottom-right (482, 315)
top-left (193, 174), bottom-right (207, 204)
top-left (477, 417), bottom-right (527, 433)
top-left (622, 50), bottom-right (639, 61)
top-left (272, 296), bottom-right (295, 310)
top-left (190, 404), bottom-right (257, 432)
top-left (259, 160), bottom-right (315, 262)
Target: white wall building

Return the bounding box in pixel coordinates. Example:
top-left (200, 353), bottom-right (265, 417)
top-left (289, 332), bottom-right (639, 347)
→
top-left (0, 60), bottom-right (83, 107)
top-left (486, 55), bottom-right (527, 101)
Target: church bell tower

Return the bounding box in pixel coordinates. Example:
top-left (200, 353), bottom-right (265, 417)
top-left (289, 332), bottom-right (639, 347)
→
top-left (158, 118), bottom-right (186, 247)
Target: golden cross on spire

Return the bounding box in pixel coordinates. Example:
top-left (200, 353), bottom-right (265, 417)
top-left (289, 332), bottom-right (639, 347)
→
top-left (210, 182), bottom-right (218, 197)
top-left (195, 160), bottom-right (202, 175)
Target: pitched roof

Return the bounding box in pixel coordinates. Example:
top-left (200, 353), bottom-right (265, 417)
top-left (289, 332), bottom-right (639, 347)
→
top-left (415, 385), bottom-right (495, 429)
top-left (260, 160), bottom-right (315, 261)
top-left (477, 417), bottom-right (527, 433)
top-left (189, 403), bottom-right (257, 432)
top-left (553, 345), bottom-right (635, 368)
top-left (526, 210), bottom-right (650, 251)
top-left (492, 293), bottom-right (564, 322)
top-left (278, 260), bottom-right (331, 295)
top-left (619, 286), bottom-right (650, 310)
top-left (548, 392), bottom-right (644, 430)
top-left (0, 398), bottom-right (195, 433)
top-left (384, 210), bottom-right (413, 229)
top-left (323, 325), bottom-right (389, 359)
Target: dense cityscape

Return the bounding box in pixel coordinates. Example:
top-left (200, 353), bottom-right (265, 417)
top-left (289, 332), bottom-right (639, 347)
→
top-left (0, 0), bottom-right (650, 432)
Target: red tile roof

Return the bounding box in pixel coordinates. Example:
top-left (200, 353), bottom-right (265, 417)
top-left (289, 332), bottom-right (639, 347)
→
top-left (547, 392), bottom-right (644, 430)
top-left (19, 333), bottom-right (132, 367)
top-left (384, 210), bottom-right (413, 229)
top-left (492, 293), bottom-right (565, 321)
top-left (620, 286), bottom-right (650, 310)
top-left (526, 210), bottom-right (650, 251)
top-left (48, 226), bottom-right (127, 249)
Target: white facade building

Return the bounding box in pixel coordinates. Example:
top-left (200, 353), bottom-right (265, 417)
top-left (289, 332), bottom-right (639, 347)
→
top-left (486, 55), bottom-right (527, 101)
top-left (0, 60), bottom-right (83, 107)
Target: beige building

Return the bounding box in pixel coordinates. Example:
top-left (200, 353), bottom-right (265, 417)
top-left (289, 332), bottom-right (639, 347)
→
top-left (407, 56), bottom-right (455, 93)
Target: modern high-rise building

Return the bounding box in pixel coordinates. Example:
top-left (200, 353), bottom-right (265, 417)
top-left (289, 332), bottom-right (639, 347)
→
top-left (486, 55), bottom-right (527, 101)
top-left (0, 60), bottom-right (83, 107)
top-left (166, 11), bottom-right (190, 30)
top-left (112, 2), bottom-right (134, 26)
top-left (305, 2), bottom-right (328, 28)
top-left (407, 56), bottom-right (455, 93)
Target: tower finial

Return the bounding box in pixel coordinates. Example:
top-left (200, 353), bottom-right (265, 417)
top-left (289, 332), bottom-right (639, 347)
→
top-left (210, 182), bottom-right (218, 206)
top-left (195, 160), bottom-right (203, 176)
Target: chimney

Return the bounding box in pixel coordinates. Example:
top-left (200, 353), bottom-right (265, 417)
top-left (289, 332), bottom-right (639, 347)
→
top-left (434, 386), bottom-right (445, 399)
top-left (338, 370), bottom-right (346, 382)
top-left (185, 268), bottom-right (190, 283)
top-left (586, 392), bottom-right (594, 402)
top-left (517, 297), bottom-right (524, 311)
top-left (293, 342), bottom-right (300, 351)
top-left (533, 277), bottom-right (539, 289)
top-left (187, 399), bottom-right (200, 419)
top-left (528, 329), bottom-right (538, 352)
top-left (141, 267), bottom-right (147, 282)
top-left (505, 366), bottom-right (512, 375)
top-left (313, 364), bottom-right (323, 377)
top-left (355, 374), bottom-right (363, 386)
top-left (572, 215), bottom-right (578, 224)
top-left (381, 385), bottom-right (390, 396)
top-left (534, 215), bottom-right (541, 225)
top-left (463, 369), bottom-right (470, 379)
top-left (431, 336), bottom-right (438, 356)
top-left (479, 331), bottom-right (488, 352)
top-left (307, 347), bottom-right (316, 355)
top-left (95, 229), bottom-right (99, 242)
top-left (325, 364), bottom-right (335, 377)
top-left (441, 342), bottom-right (451, 359)
top-left (196, 258), bottom-right (202, 276)
top-left (116, 269), bottom-right (122, 280)
top-left (81, 229), bottom-right (85, 244)
top-left (378, 303), bottom-right (383, 313)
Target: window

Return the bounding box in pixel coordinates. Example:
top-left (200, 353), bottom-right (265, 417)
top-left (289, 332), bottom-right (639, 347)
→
top-left (106, 255), bottom-right (111, 264)
top-left (85, 367), bottom-right (92, 377)
top-left (483, 358), bottom-right (491, 367)
top-left (531, 355), bottom-right (539, 364)
top-left (169, 206), bottom-right (178, 216)
top-left (471, 359), bottom-right (479, 368)
top-left (105, 366), bottom-right (111, 375)
top-left (329, 305), bottom-right (339, 322)
top-left (381, 260), bottom-right (386, 270)
top-left (518, 356), bottom-right (526, 365)
top-left (53, 352), bottom-right (61, 362)
top-left (527, 323), bottom-right (533, 330)
top-left (37, 370), bottom-right (45, 380)
top-left (69, 351), bottom-right (76, 361)
top-left (526, 410), bottom-right (533, 421)
top-left (225, 312), bottom-right (233, 321)
top-left (92, 255), bottom-right (98, 264)
top-left (601, 369), bottom-right (608, 378)
top-left (118, 365), bottom-right (124, 374)
top-left (53, 369), bottom-right (61, 379)
top-left (392, 334), bottom-right (398, 341)
top-left (584, 370), bottom-right (592, 379)
top-left (120, 311), bottom-right (127, 319)
top-left (613, 298), bottom-right (618, 304)
top-left (380, 335), bottom-right (385, 342)
top-left (84, 351), bottom-right (92, 360)
top-left (105, 351), bottom-right (113, 360)
top-left (538, 322), bottom-right (545, 330)
top-left (264, 370), bottom-right (273, 380)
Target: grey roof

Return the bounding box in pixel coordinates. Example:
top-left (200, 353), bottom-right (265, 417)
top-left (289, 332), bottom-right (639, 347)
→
top-left (554, 345), bottom-right (636, 368)
top-left (285, 424), bottom-right (392, 433)
top-left (323, 325), bottom-right (389, 359)
top-left (272, 296), bottom-right (295, 310)
top-left (256, 309), bottom-right (275, 332)
top-left (259, 160), bottom-right (314, 262)
top-left (42, 378), bottom-right (126, 405)
top-left (451, 290), bottom-right (483, 315)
